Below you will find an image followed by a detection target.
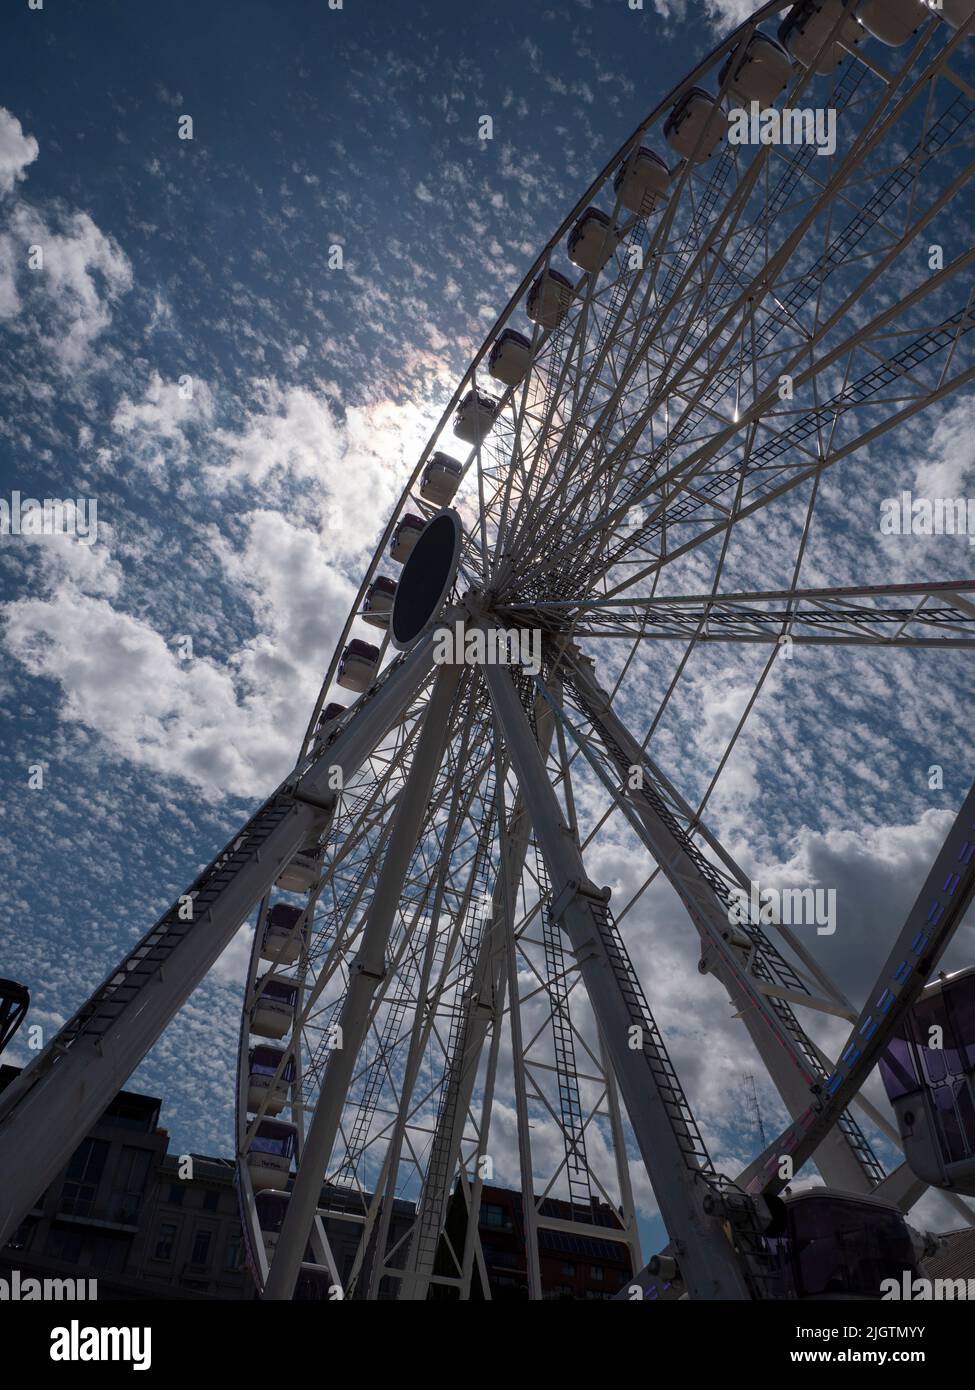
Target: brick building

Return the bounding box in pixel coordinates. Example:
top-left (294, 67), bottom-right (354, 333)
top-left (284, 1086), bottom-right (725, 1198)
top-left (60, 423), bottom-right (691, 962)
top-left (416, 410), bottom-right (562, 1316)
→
top-left (438, 1181), bottom-right (635, 1299)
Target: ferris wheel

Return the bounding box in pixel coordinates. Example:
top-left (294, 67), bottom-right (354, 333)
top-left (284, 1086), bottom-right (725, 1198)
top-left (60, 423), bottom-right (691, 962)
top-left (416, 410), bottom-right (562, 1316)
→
top-left (3, 0), bottom-right (975, 1303)
top-left (231, 0), bottom-right (975, 1300)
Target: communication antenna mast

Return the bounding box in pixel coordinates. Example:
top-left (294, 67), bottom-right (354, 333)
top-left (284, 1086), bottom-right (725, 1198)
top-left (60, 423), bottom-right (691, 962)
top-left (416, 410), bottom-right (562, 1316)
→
top-left (744, 1074), bottom-right (768, 1151)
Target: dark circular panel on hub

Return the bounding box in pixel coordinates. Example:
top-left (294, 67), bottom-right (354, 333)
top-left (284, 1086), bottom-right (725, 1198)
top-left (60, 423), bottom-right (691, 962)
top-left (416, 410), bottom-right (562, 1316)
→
top-left (390, 508), bottom-right (463, 650)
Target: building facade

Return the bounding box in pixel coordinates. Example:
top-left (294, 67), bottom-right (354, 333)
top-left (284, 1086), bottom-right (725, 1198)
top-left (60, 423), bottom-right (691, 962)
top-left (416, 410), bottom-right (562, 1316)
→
top-left (0, 1065), bottom-right (252, 1300)
top-left (1, 1066), bottom-right (635, 1301)
top-left (439, 1181), bottom-right (635, 1299)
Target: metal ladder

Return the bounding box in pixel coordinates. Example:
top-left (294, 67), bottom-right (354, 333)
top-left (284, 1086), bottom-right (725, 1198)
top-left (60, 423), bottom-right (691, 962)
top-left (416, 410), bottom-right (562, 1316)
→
top-left (568, 672), bottom-right (887, 1188)
top-left (534, 844), bottom-right (593, 1214)
top-left (3, 792), bottom-right (296, 1086)
top-left (588, 892), bottom-right (714, 1174)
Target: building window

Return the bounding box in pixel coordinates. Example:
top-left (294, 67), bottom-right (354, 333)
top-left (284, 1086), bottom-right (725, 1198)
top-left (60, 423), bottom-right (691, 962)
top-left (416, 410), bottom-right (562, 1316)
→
top-left (190, 1226), bottom-right (213, 1268)
top-left (481, 1203), bottom-right (506, 1229)
top-left (224, 1230), bottom-right (242, 1271)
top-left (43, 1225), bottom-right (83, 1263)
top-left (154, 1222), bottom-right (177, 1261)
top-left (167, 1183), bottom-right (185, 1206)
top-left (203, 1190), bottom-right (219, 1213)
top-left (589, 1265), bottom-right (604, 1282)
top-left (562, 1261), bottom-right (576, 1277)
top-left (92, 1234), bottom-right (131, 1274)
top-left (60, 1138), bottom-right (109, 1217)
top-left (108, 1146), bottom-right (152, 1224)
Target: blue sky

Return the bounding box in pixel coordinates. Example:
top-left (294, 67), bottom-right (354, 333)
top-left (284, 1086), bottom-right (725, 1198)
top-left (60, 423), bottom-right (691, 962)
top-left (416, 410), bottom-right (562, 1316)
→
top-left (2, 0), bottom-right (975, 1264)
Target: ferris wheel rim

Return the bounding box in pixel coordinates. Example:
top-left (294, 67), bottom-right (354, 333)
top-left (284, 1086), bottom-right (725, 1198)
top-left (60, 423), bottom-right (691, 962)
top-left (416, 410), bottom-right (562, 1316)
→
top-left (293, 0), bottom-right (819, 752)
top-left (234, 1), bottom-right (975, 1298)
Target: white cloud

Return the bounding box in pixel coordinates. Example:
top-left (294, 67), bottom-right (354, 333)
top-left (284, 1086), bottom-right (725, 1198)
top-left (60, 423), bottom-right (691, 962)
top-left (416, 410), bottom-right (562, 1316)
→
top-left (209, 382), bottom-right (346, 490)
top-left (652, 0), bottom-right (754, 31)
top-left (761, 808), bottom-right (975, 999)
top-left (112, 372), bottom-right (215, 476)
top-left (0, 233), bottom-right (19, 316)
top-left (18, 523), bottom-right (123, 599)
top-left (113, 372), bottom-right (214, 439)
top-left (7, 203), bottom-right (132, 368)
top-left (702, 0), bottom-right (758, 29)
top-left (1, 501), bottom-right (361, 797)
top-left (914, 395), bottom-right (975, 500)
top-left (0, 108), bottom-right (38, 196)
top-left (207, 383), bottom-right (440, 564)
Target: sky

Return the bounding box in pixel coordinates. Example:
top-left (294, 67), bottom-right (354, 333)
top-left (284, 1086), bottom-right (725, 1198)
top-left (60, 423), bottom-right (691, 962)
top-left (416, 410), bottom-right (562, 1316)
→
top-left (1, 0), bottom-right (975, 1269)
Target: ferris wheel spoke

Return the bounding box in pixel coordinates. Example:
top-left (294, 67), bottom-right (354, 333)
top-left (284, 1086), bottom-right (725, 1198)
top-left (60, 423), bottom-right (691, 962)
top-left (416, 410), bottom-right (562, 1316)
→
top-left (505, 142), bottom-right (769, 561)
top-left (520, 68), bottom-right (975, 592)
top-left (323, 701), bottom-right (501, 1196)
top-left (340, 750), bottom-right (507, 1291)
top-left (394, 688), bottom-right (562, 1299)
top-left (589, 293), bottom-right (975, 601)
top-left (567, 250), bottom-right (974, 606)
top-left (508, 581), bottom-right (975, 648)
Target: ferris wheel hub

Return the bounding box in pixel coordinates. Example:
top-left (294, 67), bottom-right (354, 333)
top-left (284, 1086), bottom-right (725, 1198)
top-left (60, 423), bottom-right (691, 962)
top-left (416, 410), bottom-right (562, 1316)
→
top-left (389, 508), bottom-right (464, 651)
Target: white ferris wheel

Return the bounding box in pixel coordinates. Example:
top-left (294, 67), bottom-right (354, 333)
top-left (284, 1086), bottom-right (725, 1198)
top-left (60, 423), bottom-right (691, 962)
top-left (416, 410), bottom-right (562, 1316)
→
top-left (3, 0), bottom-right (975, 1303)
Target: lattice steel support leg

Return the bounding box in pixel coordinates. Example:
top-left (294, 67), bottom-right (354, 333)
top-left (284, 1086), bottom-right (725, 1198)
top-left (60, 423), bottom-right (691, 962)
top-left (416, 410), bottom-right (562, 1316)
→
top-left (482, 658), bottom-right (751, 1300)
top-left (397, 689), bottom-right (560, 1300)
top-left (263, 661), bottom-right (465, 1301)
top-left (567, 656), bottom-right (878, 1194)
top-left (0, 634), bottom-right (437, 1248)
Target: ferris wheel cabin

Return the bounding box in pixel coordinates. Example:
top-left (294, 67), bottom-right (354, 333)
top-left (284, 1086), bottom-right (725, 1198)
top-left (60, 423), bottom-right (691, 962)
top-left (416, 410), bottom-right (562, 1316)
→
top-left (936, 0), bottom-right (975, 29)
top-left (719, 31), bottom-right (792, 104)
top-left (254, 1194), bottom-right (325, 1291)
top-left (526, 268), bottom-right (575, 329)
top-left (255, 1189), bottom-right (289, 1263)
top-left (247, 1044), bottom-right (295, 1117)
top-left (488, 329), bottom-right (532, 387)
top-left (420, 451), bottom-right (464, 505)
top-left (337, 638), bottom-right (381, 691)
top-left (767, 1190), bottom-right (921, 1300)
top-left (259, 903), bottom-right (308, 967)
top-left (453, 389), bottom-right (499, 445)
top-left (613, 146), bottom-right (670, 214)
top-left (363, 575), bottom-right (397, 628)
top-left (779, 0), bottom-right (865, 74)
top-left (567, 207), bottom-right (621, 274)
top-left (249, 974), bottom-right (299, 1041)
top-left (275, 839), bottom-right (324, 894)
top-left (314, 701), bottom-right (347, 745)
top-left (880, 966), bottom-right (975, 1195)
top-left (854, 0), bottom-right (928, 46)
top-left (663, 88), bottom-right (727, 163)
top-left (246, 1119), bottom-right (297, 1192)
top-left (389, 515), bottom-right (426, 565)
